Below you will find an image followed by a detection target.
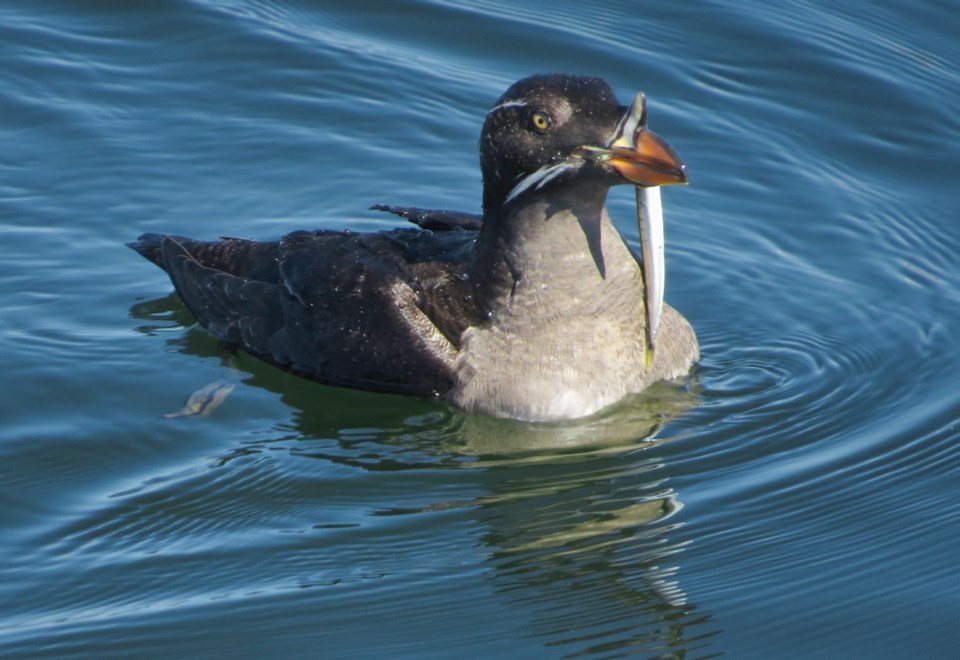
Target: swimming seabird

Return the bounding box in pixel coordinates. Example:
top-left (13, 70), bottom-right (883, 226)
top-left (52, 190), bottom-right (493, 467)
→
top-left (129, 74), bottom-right (698, 422)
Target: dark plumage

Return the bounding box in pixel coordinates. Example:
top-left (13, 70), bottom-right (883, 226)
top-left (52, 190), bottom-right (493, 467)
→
top-left (129, 74), bottom-right (698, 421)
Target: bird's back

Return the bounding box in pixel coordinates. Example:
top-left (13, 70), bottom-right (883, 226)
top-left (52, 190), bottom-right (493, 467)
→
top-left (129, 226), bottom-right (480, 397)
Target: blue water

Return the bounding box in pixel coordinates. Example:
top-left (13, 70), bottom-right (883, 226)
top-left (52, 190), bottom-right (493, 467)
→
top-left (1, 1), bottom-right (958, 656)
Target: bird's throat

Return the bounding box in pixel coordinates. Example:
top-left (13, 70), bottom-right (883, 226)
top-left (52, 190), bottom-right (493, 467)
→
top-left (470, 187), bottom-right (619, 314)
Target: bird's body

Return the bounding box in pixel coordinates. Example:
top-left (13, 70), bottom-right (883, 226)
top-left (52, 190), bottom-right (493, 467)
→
top-left (130, 74), bottom-right (698, 422)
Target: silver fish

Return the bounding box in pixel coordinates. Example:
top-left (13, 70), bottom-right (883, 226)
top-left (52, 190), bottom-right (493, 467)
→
top-left (637, 185), bottom-right (665, 365)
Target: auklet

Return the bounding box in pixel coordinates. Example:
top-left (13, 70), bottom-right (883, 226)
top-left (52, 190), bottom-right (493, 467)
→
top-left (129, 74), bottom-right (698, 422)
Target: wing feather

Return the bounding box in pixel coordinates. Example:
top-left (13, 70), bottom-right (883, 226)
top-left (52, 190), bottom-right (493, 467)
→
top-left (133, 228), bottom-right (478, 398)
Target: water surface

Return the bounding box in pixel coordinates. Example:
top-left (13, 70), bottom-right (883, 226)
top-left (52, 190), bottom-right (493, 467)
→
top-left (1, 1), bottom-right (958, 656)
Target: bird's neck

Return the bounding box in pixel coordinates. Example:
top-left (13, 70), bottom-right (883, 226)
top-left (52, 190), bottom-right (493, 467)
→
top-left (453, 187), bottom-right (656, 421)
top-left (470, 187), bottom-right (643, 317)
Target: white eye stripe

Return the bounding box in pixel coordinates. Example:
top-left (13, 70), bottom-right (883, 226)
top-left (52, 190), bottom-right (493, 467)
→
top-left (486, 100), bottom-right (528, 116)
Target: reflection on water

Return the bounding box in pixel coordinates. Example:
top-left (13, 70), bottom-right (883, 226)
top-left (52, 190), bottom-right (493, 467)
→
top-left (471, 455), bottom-right (717, 656)
top-left (128, 294), bottom-right (717, 655)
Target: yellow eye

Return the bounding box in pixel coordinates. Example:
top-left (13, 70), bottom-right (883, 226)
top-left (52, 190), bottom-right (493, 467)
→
top-left (530, 111), bottom-right (551, 132)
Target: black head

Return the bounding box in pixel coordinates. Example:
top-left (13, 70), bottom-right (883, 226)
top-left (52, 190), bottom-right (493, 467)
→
top-left (480, 75), bottom-right (623, 212)
top-left (479, 74), bottom-right (686, 214)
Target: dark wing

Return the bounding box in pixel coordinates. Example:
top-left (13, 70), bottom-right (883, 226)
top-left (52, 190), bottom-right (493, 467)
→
top-left (153, 236), bottom-right (286, 349)
top-left (129, 228), bottom-right (479, 398)
top-left (128, 233), bottom-right (282, 282)
top-left (370, 204), bottom-right (483, 231)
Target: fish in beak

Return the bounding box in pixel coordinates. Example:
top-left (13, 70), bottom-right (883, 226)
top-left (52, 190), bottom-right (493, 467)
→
top-left (604, 93), bottom-right (687, 365)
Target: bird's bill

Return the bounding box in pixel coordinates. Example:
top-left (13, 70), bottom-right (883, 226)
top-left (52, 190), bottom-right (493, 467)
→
top-left (609, 130), bottom-right (687, 187)
top-left (606, 93), bottom-right (687, 188)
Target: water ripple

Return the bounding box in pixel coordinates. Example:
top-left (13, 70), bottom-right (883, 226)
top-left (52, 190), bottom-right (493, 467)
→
top-left (1, 0), bottom-right (958, 656)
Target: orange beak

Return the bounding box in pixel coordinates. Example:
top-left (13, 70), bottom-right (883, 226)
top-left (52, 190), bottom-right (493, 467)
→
top-left (609, 129), bottom-right (688, 186)
top-left (606, 93), bottom-right (688, 187)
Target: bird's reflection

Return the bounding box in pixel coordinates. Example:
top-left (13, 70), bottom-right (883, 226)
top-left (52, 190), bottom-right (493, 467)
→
top-left (130, 294), bottom-right (717, 656)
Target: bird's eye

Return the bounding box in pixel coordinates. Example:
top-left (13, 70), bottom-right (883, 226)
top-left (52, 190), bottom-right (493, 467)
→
top-left (530, 111), bottom-right (552, 133)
